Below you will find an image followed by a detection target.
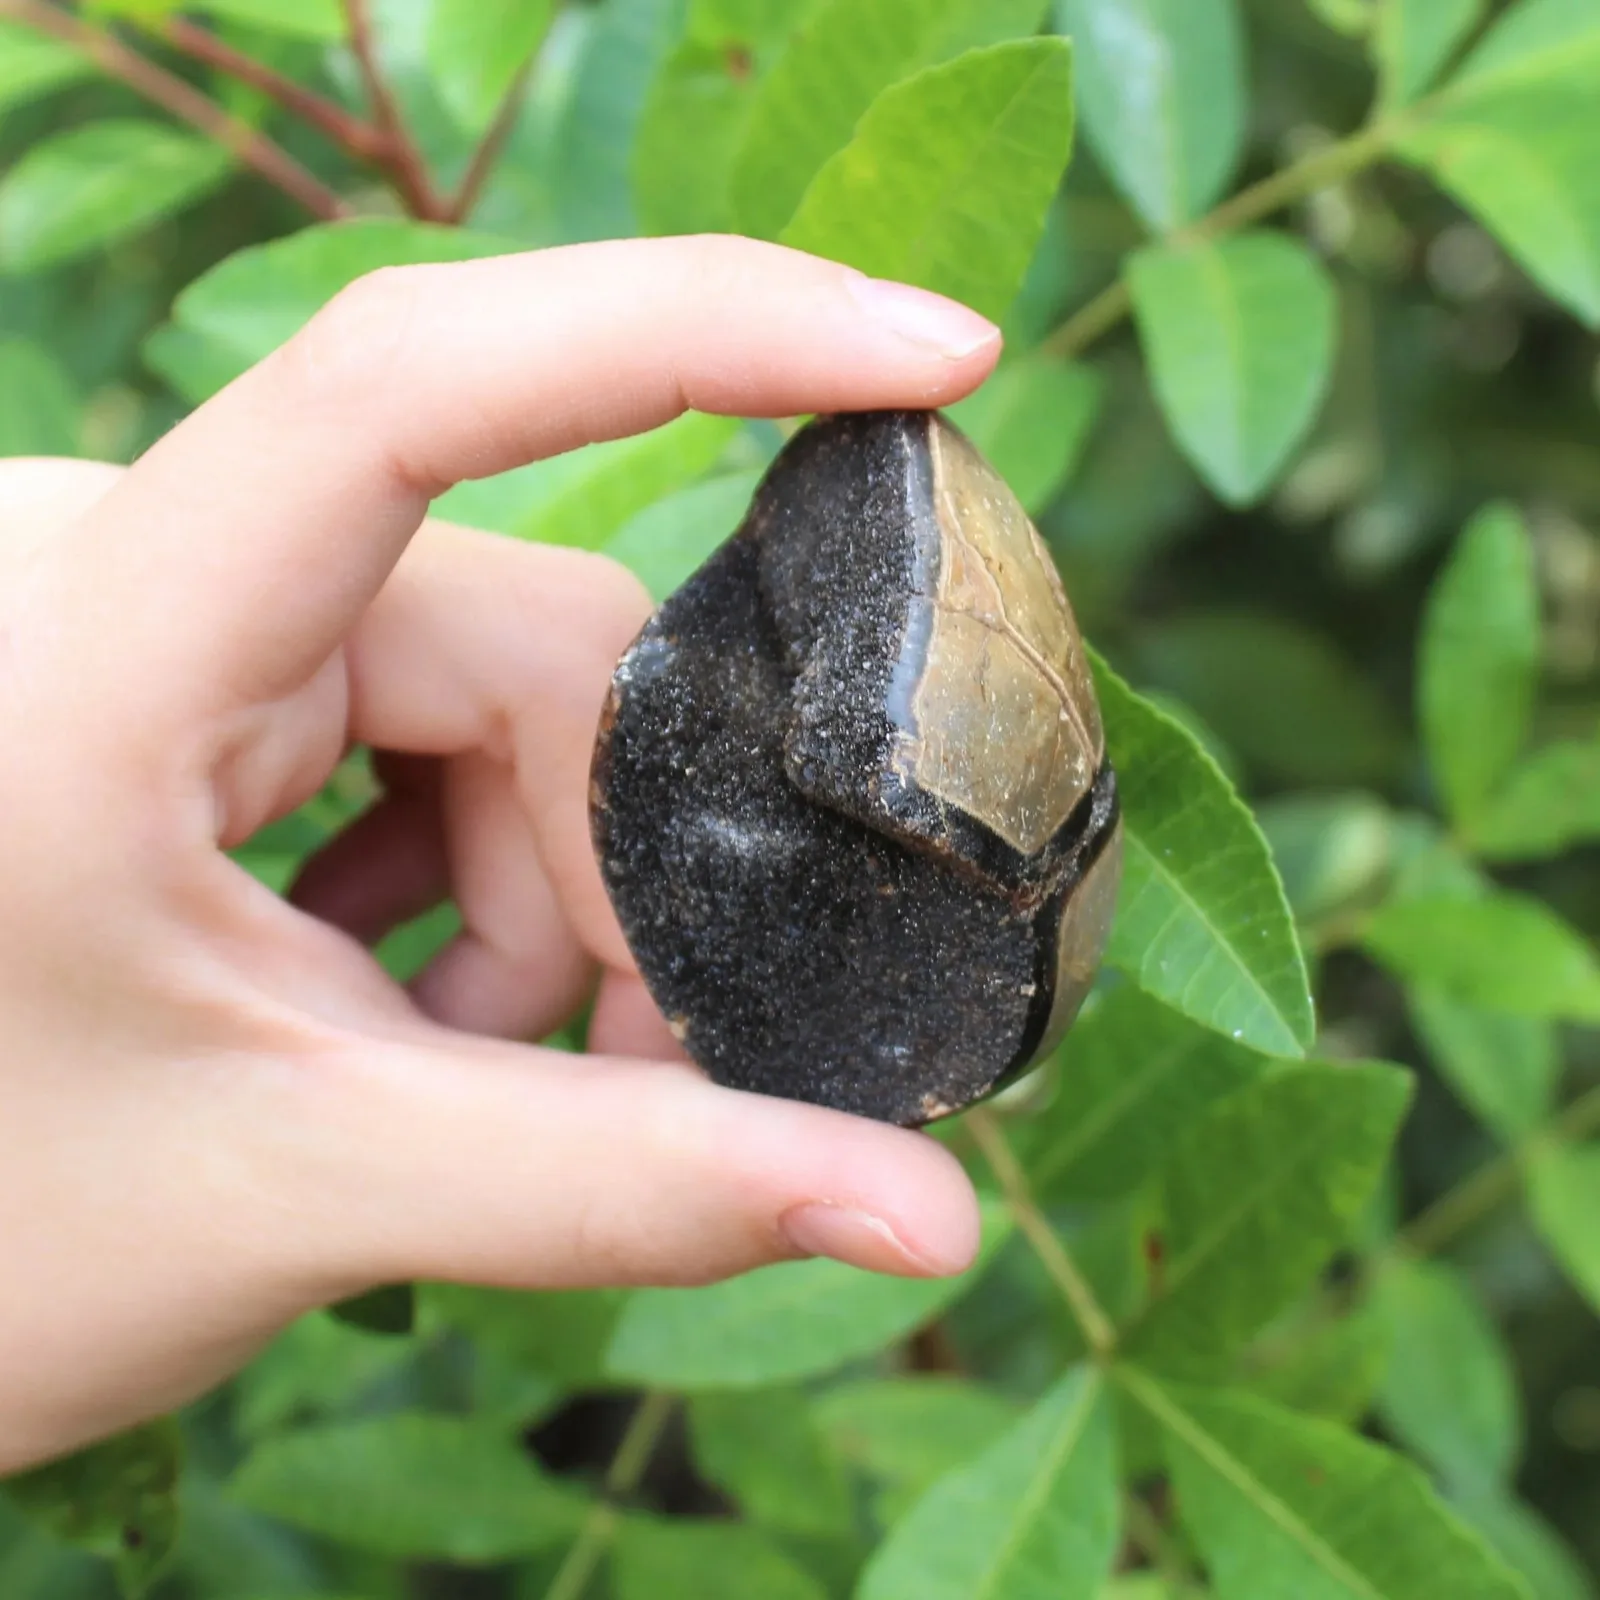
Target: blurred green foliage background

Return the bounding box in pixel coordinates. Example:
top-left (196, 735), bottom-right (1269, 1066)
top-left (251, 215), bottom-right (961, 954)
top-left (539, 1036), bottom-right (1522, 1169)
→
top-left (0, 1), bottom-right (1599, 1597)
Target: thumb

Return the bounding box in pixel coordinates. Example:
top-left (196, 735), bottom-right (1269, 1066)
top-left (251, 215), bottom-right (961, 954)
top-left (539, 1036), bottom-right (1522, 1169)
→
top-left (302, 1033), bottom-right (983, 1292)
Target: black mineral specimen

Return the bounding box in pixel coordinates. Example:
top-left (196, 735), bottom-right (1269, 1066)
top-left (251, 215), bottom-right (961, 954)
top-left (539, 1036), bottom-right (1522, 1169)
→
top-left (590, 410), bottom-right (1121, 1126)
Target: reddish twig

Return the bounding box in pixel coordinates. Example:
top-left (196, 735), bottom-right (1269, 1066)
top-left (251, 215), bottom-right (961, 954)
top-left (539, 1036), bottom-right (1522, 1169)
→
top-left (447, 52), bottom-right (536, 224)
top-left (0, 0), bottom-right (350, 221)
top-left (157, 14), bottom-right (389, 163)
top-left (341, 0), bottom-right (447, 220)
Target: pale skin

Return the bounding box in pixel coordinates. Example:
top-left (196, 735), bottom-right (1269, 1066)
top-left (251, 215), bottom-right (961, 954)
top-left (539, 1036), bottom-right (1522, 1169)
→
top-left (0, 236), bottom-right (1001, 1473)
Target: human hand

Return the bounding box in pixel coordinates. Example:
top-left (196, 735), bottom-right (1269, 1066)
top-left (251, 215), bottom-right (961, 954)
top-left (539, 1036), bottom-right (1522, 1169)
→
top-left (0, 236), bottom-right (1000, 1471)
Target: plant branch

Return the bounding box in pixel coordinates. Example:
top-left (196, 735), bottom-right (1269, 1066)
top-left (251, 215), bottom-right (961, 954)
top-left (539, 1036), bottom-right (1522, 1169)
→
top-left (448, 53), bottom-right (536, 223)
top-left (967, 1108), bottom-right (1118, 1359)
top-left (1392, 1081), bottom-right (1600, 1261)
top-left (0, 0), bottom-right (350, 221)
top-left (155, 15), bottom-right (388, 162)
top-left (341, 0), bottom-right (446, 220)
top-left (541, 1390), bottom-right (675, 1600)
top-left (1042, 119), bottom-right (1405, 363)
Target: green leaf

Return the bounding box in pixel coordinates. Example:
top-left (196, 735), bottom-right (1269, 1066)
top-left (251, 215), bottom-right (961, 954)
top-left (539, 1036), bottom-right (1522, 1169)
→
top-left (606, 469), bottom-right (765, 601)
top-left (633, 39), bottom-right (755, 234)
top-left (1125, 1371), bottom-right (1530, 1599)
top-left (1371, 1259), bottom-right (1520, 1494)
top-left (1408, 989), bottom-right (1560, 1141)
top-left (731, 0), bottom-right (1050, 239)
top-left (1258, 793), bottom-right (1395, 923)
top-left (1393, 0), bottom-right (1600, 272)
top-left (1129, 232), bottom-right (1338, 506)
top-left (1362, 891), bottom-right (1600, 1021)
top-left (195, 0), bottom-right (344, 37)
top-left (4, 1420), bottom-right (182, 1597)
top-left (1128, 1063), bottom-right (1411, 1373)
top-left (1136, 613), bottom-right (1405, 788)
top-left (1468, 739), bottom-right (1600, 860)
top-left (1447, 0), bottom-right (1600, 95)
top-left (782, 38), bottom-right (1075, 322)
top-left (858, 1368), bottom-right (1118, 1600)
top-left (605, 1203), bottom-right (1011, 1388)
top-left (1056, 0), bottom-right (1247, 232)
top-left (234, 1309), bottom-right (418, 1440)
top-left (427, 0), bottom-right (556, 133)
top-left (688, 1391), bottom-right (853, 1537)
top-left (229, 1415), bottom-right (588, 1563)
top-left (1017, 986), bottom-right (1277, 1202)
top-left (1375, 0), bottom-right (1484, 106)
top-left (1417, 505), bottom-right (1540, 827)
top-left (0, 336), bottom-right (79, 456)
top-left (813, 1376), bottom-right (1021, 1525)
top-left (420, 1284), bottom-right (629, 1387)
top-left (0, 20), bottom-right (96, 116)
top-left (1527, 1142), bottom-right (1600, 1314)
top-left (611, 1516), bottom-right (829, 1600)
top-left (1451, 1493), bottom-right (1599, 1600)
top-left (946, 356), bottom-right (1102, 513)
top-left (1094, 655), bottom-right (1316, 1057)
top-left (1248, 1309), bottom-right (1390, 1425)
top-left (145, 219), bottom-right (516, 404)
top-left (0, 120), bottom-right (230, 276)
top-left (551, 0), bottom-right (687, 241)
top-left (435, 411), bottom-right (739, 547)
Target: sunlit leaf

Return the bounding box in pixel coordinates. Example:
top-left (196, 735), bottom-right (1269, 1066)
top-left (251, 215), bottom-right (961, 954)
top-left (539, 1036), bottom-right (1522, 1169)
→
top-left (783, 39), bottom-right (1074, 322)
top-left (1129, 232), bottom-right (1338, 506)
top-left (1095, 656), bottom-right (1316, 1057)
top-left (1371, 1259), bottom-right (1521, 1494)
top-left (0, 120), bottom-right (230, 275)
top-left (731, 0), bottom-right (1050, 239)
top-left (1468, 739), bottom-right (1600, 861)
top-left (428, 0), bottom-right (557, 134)
top-left (1125, 1372), bottom-right (1530, 1599)
top-left (605, 1204), bottom-right (1011, 1388)
top-left (229, 1415), bottom-right (588, 1563)
top-left (1375, 0), bottom-right (1484, 106)
top-left (859, 1367), bottom-right (1118, 1600)
top-left (0, 336), bottom-right (79, 456)
top-left (1527, 1142), bottom-right (1600, 1314)
top-left (1418, 505), bottom-right (1540, 826)
top-left (145, 219), bottom-right (517, 403)
top-left (1056, 0), bottom-right (1247, 232)
top-left (1362, 892), bottom-right (1600, 1021)
top-left (0, 20), bottom-right (96, 116)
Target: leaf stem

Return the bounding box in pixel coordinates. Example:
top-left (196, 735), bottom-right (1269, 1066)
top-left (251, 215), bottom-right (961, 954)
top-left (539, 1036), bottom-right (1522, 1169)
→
top-left (448, 51), bottom-right (539, 223)
top-left (0, 0), bottom-right (350, 221)
top-left (153, 14), bottom-right (388, 162)
top-left (541, 1390), bottom-right (675, 1600)
top-left (1042, 119), bottom-right (1403, 362)
top-left (1393, 1081), bottom-right (1600, 1260)
top-left (967, 1108), bottom-right (1118, 1359)
top-left (340, 0), bottom-right (447, 220)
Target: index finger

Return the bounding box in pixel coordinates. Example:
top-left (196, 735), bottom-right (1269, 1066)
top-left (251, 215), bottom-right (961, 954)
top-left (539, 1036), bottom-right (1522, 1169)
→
top-left (64, 236), bottom-right (1000, 710)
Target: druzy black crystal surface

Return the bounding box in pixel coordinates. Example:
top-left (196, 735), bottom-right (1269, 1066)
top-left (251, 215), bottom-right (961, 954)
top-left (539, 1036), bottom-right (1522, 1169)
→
top-left (590, 410), bottom-right (1121, 1126)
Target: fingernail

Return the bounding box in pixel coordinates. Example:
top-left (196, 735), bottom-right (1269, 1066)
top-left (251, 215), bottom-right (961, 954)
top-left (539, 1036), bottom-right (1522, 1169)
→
top-left (780, 1201), bottom-right (949, 1276)
top-left (845, 273), bottom-right (999, 359)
